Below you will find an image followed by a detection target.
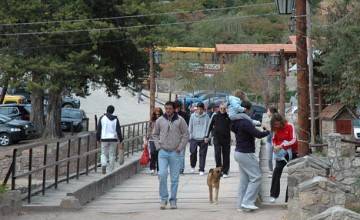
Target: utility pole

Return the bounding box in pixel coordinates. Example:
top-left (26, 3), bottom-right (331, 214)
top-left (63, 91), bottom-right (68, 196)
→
top-left (307, 0), bottom-right (316, 146)
top-left (149, 47), bottom-right (155, 118)
top-left (296, 0), bottom-right (310, 156)
top-left (279, 49), bottom-right (286, 117)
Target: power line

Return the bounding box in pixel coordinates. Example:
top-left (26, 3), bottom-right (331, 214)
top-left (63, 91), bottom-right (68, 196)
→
top-left (0, 13), bottom-right (283, 37)
top-left (0, 39), bottom-right (131, 52)
top-left (0, 2), bottom-right (275, 27)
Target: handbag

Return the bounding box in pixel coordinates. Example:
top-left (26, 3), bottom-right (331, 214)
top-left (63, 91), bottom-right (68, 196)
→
top-left (140, 143), bottom-right (150, 166)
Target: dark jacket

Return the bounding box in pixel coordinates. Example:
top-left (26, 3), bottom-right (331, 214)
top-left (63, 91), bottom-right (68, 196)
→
top-left (178, 110), bottom-right (190, 125)
top-left (96, 113), bottom-right (123, 142)
top-left (206, 112), bottom-right (231, 140)
top-left (231, 113), bottom-right (269, 153)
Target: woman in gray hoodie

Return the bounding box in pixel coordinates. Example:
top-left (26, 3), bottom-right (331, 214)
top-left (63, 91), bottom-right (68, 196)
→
top-left (189, 102), bottom-right (210, 176)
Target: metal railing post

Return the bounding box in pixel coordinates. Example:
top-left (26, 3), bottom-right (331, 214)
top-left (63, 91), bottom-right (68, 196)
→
top-left (11, 149), bottom-right (17, 190)
top-left (54, 142), bottom-right (60, 189)
top-left (42, 144), bottom-right (47, 195)
top-left (66, 139), bottom-right (71, 183)
top-left (76, 137), bottom-right (81, 179)
top-left (27, 148), bottom-right (33, 203)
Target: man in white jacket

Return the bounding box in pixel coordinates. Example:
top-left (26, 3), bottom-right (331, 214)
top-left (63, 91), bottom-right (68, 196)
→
top-left (96, 105), bottom-right (123, 174)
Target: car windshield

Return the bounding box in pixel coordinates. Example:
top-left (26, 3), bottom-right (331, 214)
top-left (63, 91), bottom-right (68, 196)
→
top-left (353, 119), bottom-right (360, 127)
top-left (62, 110), bottom-right (81, 119)
top-left (0, 114), bottom-right (12, 123)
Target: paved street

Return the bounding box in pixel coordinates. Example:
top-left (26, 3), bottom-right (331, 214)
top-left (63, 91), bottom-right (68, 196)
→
top-left (7, 142), bottom-right (287, 220)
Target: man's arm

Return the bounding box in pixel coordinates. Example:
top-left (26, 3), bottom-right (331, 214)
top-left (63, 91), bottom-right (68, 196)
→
top-left (206, 114), bottom-right (216, 138)
top-left (244, 120), bottom-right (270, 138)
top-left (178, 118), bottom-right (190, 152)
top-left (96, 116), bottom-right (103, 142)
top-left (116, 119), bottom-right (123, 143)
top-left (188, 114), bottom-right (193, 140)
top-left (152, 119), bottom-right (161, 149)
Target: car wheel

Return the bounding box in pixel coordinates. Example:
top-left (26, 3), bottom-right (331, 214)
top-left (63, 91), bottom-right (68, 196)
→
top-left (0, 133), bottom-right (11, 146)
top-left (63, 103), bottom-right (74, 108)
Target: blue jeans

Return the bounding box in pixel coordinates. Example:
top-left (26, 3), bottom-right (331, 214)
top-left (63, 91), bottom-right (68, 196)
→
top-left (158, 149), bottom-right (182, 203)
top-left (180, 147), bottom-right (186, 172)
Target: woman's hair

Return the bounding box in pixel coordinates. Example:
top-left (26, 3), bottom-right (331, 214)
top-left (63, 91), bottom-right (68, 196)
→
top-left (234, 89), bottom-right (248, 101)
top-left (151, 107), bottom-right (163, 121)
top-left (268, 106), bottom-right (278, 114)
top-left (270, 113), bottom-right (287, 131)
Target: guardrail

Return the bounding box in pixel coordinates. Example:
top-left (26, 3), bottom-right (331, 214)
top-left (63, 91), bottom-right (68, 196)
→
top-left (2, 120), bottom-right (149, 204)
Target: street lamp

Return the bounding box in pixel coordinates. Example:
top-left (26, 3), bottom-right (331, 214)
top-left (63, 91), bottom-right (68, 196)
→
top-left (275, 0), bottom-right (295, 14)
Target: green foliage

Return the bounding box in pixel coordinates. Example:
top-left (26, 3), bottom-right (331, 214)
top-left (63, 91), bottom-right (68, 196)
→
top-left (0, 185), bottom-right (7, 194)
top-left (313, 0), bottom-right (360, 107)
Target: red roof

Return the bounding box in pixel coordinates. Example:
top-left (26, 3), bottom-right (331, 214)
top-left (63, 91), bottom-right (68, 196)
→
top-left (215, 44), bottom-right (296, 54)
top-left (215, 35), bottom-right (297, 55)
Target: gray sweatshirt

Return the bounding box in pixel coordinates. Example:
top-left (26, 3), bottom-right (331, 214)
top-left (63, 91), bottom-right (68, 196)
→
top-left (152, 113), bottom-right (189, 151)
top-left (189, 112), bottom-right (210, 140)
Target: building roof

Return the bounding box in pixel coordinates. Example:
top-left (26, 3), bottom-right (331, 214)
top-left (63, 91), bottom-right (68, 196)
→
top-left (215, 43), bottom-right (296, 54)
top-left (160, 47), bottom-right (215, 53)
top-left (319, 103), bottom-right (357, 120)
top-left (215, 35), bottom-right (297, 55)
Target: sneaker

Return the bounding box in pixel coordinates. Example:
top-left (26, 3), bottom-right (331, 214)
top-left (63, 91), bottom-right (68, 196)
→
top-left (170, 201), bottom-right (177, 209)
top-left (199, 171), bottom-right (205, 176)
top-left (150, 170), bottom-right (155, 175)
top-left (269, 197), bottom-right (277, 203)
top-left (241, 204), bottom-right (259, 210)
top-left (223, 174), bottom-right (229, 178)
top-left (102, 166), bottom-right (106, 175)
top-left (160, 201), bottom-right (168, 210)
top-left (191, 168), bottom-right (195, 173)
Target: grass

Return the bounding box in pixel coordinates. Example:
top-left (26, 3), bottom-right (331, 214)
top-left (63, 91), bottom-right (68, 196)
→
top-left (0, 185), bottom-right (8, 194)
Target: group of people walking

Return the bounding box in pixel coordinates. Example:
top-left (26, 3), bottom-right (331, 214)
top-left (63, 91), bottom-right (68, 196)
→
top-left (96, 89), bottom-right (298, 211)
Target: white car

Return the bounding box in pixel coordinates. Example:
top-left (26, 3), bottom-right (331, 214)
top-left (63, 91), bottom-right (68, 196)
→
top-left (353, 119), bottom-right (360, 140)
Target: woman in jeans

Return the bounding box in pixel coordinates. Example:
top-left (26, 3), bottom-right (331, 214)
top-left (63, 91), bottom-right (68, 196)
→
top-left (266, 107), bottom-right (278, 175)
top-left (269, 113), bottom-right (298, 203)
top-left (147, 107), bottom-right (163, 175)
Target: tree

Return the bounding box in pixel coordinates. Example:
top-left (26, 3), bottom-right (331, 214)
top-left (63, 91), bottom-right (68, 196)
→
top-left (313, 0), bottom-right (360, 107)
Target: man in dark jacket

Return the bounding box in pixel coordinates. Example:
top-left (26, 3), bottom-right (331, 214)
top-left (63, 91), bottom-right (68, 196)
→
top-left (175, 100), bottom-right (190, 175)
top-left (96, 105), bottom-right (123, 174)
top-left (231, 101), bottom-right (269, 211)
top-left (206, 103), bottom-right (231, 177)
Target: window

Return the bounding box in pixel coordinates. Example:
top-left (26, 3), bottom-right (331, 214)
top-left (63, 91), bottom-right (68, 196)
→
top-left (335, 120), bottom-right (352, 134)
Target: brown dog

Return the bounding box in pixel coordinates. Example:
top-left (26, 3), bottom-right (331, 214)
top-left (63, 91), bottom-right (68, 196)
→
top-left (207, 167), bottom-right (222, 204)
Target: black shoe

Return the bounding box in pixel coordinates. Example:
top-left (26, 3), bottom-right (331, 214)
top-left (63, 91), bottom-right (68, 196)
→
top-left (102, 166), bottom-right (106, 174)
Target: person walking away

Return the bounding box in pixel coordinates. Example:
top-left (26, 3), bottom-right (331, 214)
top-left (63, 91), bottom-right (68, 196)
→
top-left (227, 90), bottom-right (261, 126)
top-left (231, 101), bottom-right (270, 211)
top-left (152, 101), bottom-right (189, 209)
top-left (206, 103), bottom-right (231, 178)
top-left (269, 113), bottom-right (298, 203)
top-left (265, 107), bottom-right (278, 176)
top-left (188, 102), bottom-right (210, 176)
top-left (96, 105), bottom-right (124, 174)
top-left (175, 100), bottom-right (190, 175)
top-left (147, 107), bottom-right (163, 175)
top-left (137, 85), bottom-right (143, 104)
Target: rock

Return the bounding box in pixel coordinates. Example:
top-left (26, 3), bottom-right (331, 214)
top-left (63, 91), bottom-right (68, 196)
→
top-left (60, 196), bottom-right (81, 209)
top-left (309, 206), bottom-right (360, 220)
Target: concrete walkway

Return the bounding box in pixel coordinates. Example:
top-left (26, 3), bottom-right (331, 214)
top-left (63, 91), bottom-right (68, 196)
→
top-left (9, 142), bottom-right (288, 220)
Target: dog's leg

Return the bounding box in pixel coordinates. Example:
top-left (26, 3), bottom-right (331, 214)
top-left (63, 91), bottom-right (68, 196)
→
top-left (209, 186), bottom-right (213, 203)
top-left (215, 187), bottom-right (219, 204)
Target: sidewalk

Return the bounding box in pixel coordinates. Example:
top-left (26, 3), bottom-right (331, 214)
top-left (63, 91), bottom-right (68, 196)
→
top-left (9, 142), bottom-right (288, 220)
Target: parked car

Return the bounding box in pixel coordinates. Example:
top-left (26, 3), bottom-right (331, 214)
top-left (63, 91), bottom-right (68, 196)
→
top-left (250, 104), bottom-right (266, 123)
top-left (61, 108), bottom-right (88, 132)
top-left (0, 114), bottom-right (36, 146)
top-left (61, 96), bottom-right (81, 109)
top-left (2, 95), bottom-right (26, 104)
top-left (353, 119), bottom-right (360, 140)
top-left (7, 88), bottom-right (81, 108)
top-left (0, 104), bottom-right (30, 120)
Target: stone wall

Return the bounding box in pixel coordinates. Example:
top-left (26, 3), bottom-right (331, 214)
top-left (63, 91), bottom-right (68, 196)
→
top-left (288, 133), bottom-right (360, 220)
top-left (0, 190), bottom-right (21, 216)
